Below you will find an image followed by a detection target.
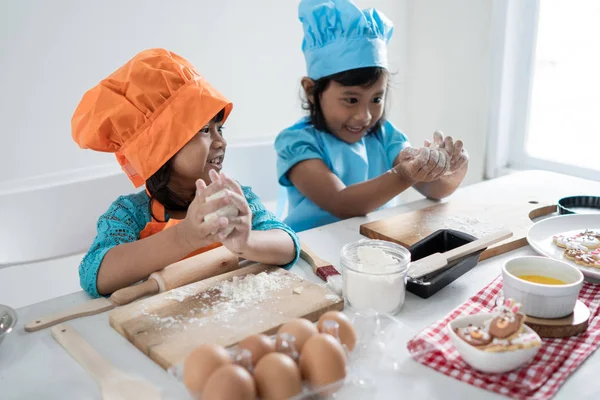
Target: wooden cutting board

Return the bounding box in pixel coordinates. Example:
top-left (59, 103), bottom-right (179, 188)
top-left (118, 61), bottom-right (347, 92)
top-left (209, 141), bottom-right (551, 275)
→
top-left (109, 263), bottom-right (344, 370)
top-left (359, 171), bottom-right (598, 261)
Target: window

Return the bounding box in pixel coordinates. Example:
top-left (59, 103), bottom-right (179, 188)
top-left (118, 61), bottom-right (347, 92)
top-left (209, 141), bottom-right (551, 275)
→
top-left (487, 0), bottom-right (600, 181)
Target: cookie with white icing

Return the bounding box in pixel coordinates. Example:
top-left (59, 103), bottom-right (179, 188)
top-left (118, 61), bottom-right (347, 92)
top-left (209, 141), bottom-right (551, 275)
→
top-left (564, 248), bottom-right (587, 262)
top-left (454, 325), bottom-right (493, 347)
top-left (576, 234), bottom-right (600, 249)
top-left (553, 231), bottom-right (600, 250)
top-left (451, 298), bottom-right (541, 353)
top-left (574, 252), bottom-right (600, 269)
top-left (489, 313), bottom-right (525, 339)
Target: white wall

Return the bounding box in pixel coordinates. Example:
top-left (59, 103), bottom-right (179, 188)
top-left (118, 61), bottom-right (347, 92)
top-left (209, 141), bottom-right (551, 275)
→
top-left (0, 0), bottom-right (305, 185)
top-left (0, 0), bottom-right (493, 194)
top-left (402, 0), bottom-right (494, 190)
top-left (0, 0), bottom-right (407, 189)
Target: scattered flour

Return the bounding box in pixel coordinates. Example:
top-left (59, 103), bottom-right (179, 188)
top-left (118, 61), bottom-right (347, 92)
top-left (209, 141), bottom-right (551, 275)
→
top-left (421, 215), bottom-right (501, 238)
top-left (164, 286), bottom-right (198, 302)
top-left (325, 294), bottom-right (342, 302)
top-left (141, 271), bottom-right (293, 330)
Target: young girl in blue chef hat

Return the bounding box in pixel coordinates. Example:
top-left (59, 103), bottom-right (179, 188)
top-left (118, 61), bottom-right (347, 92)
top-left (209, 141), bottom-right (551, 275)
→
top-left (275, 0), bottom-right (470, 232)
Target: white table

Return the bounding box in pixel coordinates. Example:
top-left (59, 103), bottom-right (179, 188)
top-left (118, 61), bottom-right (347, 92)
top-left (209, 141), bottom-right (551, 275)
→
top-left (2, 171), bottom-right (600, 399)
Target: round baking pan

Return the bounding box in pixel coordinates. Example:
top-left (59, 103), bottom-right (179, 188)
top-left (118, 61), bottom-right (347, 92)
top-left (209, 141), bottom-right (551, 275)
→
top-left (557, 196), bottom-right (600, 215)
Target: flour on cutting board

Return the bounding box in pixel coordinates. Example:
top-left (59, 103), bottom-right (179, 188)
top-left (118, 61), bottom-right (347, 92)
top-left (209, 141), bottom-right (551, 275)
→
top-left (164, 286), bottom-right (198, 302)
top-left (420, 214), bottom-right (503, 238)
top-left (141, 270), bottom-right (294, 330)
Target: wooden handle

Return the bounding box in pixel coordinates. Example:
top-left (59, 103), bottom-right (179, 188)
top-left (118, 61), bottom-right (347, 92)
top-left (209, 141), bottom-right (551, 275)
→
top-left (443, 229), bottom-right (513, 263)
top-left (26, 246), bottom-right (239, 331)
top-left (110, 279), bottom-right (160, 306)
top-left (300, 242), bottom-right (331, 274)
top-left (408, 229), bottom-right (513, 279)
top-left (51, 323), bottom-right (120, 384)
top-left (24, 298), bottom-right (114, 332)
top-left (152, 245), bottom-right (239, 292)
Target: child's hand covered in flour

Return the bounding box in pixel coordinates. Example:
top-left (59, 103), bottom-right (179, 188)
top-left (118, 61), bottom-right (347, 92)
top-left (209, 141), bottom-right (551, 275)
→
top-left (393, 144), bottom-right (450, 183)
top-left (207, 170), bottom-right (252, 254)
top-left (425, 131), bottom-right (469, 175)
top-left (176, 174), bottom-right (234, 251)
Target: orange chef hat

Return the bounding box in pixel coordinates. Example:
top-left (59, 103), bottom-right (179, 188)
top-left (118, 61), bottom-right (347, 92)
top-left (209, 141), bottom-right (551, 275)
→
top-left (72, 48), bottom-right (233, 187)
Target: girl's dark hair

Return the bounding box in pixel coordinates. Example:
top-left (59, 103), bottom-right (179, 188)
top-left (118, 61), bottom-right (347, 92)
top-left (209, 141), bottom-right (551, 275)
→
top-left (302, 67), bottom-right (388, 134)
top-left (146, 108), bottom-right (226, 220)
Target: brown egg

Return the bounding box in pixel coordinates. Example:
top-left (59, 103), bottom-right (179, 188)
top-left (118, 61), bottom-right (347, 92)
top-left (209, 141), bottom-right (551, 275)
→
top-left (183, 344), bottom-right (231, 396)
top-left (203, 364), bottom-right (257, 400)
top-left (237, 334), bottom-right (275, 366)
top-left (277, 318), bottom-right (318, 353)
top-left (254, 352), bottom-right (302, 400)
top-left (317, 311), bottom-right (357, 352)
top-left (299, 334), bottom-right (347, 391)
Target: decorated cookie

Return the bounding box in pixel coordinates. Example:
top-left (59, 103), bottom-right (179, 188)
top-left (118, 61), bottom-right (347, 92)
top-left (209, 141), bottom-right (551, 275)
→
top-left (565, 242), bottom-right (590, 252)
top-left (488, 299), bottom-right (525, 339)
top-left (581, 230), bottom-right (600, 240)
top-left (484, 331), bottom-right (542, 353)
top-left (564, 248), bottom-right (587, 261)
top-left (553, 231), bottom-right (600, 250)
top-left (574, 252), bottom-right (600, 269)
top-left (577, 234), bottom-right (600, 250)
top-left (451, 298), bottom-right (541, 353)
top-left (553, 234), bottom-right (575, 249)
top-left (455, 325), bottom-right (493, 347)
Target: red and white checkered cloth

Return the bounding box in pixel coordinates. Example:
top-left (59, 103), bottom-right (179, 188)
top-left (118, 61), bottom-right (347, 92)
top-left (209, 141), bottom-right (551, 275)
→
top-left (407, 276), bottom-right (600, 399)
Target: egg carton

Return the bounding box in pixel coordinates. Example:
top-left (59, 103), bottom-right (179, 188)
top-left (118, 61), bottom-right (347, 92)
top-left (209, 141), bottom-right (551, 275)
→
top-left (168, 311), bottom-right (408, 399)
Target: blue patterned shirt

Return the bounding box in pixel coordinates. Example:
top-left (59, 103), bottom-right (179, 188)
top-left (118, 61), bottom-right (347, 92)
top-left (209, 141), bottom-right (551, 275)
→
top-left (79, 186), bottom-right (300, 297)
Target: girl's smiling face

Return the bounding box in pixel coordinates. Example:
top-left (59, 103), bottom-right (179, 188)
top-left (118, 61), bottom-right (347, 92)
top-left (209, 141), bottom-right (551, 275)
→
top-left (318, 76), bottom-right (387, 144)
top-left (168, 111), bottom-right (227, 200)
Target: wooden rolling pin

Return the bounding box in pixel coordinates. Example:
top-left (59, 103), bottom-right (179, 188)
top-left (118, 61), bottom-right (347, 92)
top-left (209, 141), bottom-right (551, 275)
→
top-left (25, 246), bottom-right (238, 332)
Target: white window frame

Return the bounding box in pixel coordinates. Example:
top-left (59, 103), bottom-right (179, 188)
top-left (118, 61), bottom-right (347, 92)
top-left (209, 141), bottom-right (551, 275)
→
top-left (486, 0), bottom-right (600, 182)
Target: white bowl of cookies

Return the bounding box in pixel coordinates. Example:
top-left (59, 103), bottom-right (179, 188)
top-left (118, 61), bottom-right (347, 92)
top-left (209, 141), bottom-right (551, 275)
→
top-left (447, 299), bottom-right (542, 374)
top-left (502, 256), bottom-right (583, 319)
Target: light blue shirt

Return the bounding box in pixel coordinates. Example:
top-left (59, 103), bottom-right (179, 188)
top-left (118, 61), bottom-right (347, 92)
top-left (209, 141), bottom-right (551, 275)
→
top-left (275, 118), bottom-right (410, 232)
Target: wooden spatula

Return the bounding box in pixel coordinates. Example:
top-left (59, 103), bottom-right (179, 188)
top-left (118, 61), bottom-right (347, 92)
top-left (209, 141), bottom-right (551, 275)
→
top-left (408, 229), bottom-right (513, 279)
top-left (52, 324), bottom-right (161, 400)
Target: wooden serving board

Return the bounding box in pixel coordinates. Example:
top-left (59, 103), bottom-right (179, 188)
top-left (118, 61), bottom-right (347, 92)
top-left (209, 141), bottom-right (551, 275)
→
top-left (109, 263), bottom-right (344, 370)
top-left (358, 171), bottom-right (599, 261)
top-left (524, 300), bottom-right (590, 338)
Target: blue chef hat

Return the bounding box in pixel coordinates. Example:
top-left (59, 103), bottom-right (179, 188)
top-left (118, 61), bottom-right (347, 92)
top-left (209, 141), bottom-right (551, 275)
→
top-left (299, 0), bottom-right (394, 80)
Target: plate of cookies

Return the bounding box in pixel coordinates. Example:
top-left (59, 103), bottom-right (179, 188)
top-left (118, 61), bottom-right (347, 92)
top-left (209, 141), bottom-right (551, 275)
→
top-left (447, 299), bottom-right (542, 373)
top-left (527, 214), bottom-right (600, 279)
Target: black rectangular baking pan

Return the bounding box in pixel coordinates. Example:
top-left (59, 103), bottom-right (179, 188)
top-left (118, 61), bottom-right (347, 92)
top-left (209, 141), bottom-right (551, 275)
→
top-left (407, 229), bottom-right (485, 298)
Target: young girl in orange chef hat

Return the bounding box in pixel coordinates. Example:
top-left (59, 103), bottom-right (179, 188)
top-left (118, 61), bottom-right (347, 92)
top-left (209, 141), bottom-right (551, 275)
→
top-left (72, 48), bottom-right (300, 297)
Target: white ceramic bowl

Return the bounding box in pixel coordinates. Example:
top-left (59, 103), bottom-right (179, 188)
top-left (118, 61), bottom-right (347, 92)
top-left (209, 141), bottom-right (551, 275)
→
top-left (447, 313), bottom-right (541, 374)
top-left (502, 256), bottom-right (583, 319)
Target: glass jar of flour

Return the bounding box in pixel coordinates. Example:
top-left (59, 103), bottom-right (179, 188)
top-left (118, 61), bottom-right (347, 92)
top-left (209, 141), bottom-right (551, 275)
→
top-left (340, 239), bottom-right (411, 315)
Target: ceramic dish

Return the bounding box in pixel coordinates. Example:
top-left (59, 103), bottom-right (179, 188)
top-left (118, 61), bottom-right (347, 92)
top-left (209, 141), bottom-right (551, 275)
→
top-left (527, 214), bottom-right (600, 280)
top-left (502, 256), bottom-right (583, 318)
top-left (447, 313), bottom-right (541, 374)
